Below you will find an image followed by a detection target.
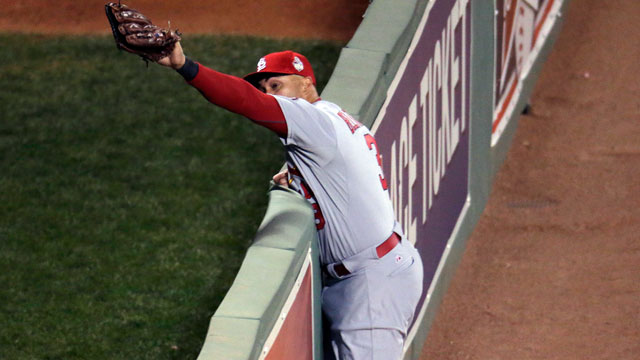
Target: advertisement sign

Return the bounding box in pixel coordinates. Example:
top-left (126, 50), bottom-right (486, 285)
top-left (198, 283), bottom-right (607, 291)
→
top-left (371, 0), bottom-right (471, 335)
top-left (260, 253), bottom-right (314, 360)
top-left (492, 0), bottom-right (563, 144)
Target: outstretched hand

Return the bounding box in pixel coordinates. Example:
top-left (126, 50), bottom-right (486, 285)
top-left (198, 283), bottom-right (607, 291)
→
top-left (157, 41), bottom-right (186, 69)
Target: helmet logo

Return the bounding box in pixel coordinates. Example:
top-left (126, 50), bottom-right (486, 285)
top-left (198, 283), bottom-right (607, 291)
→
top-left (257, 57), bottom-right (266, 72)
top-left (292, 56), bottom-right (304, 72)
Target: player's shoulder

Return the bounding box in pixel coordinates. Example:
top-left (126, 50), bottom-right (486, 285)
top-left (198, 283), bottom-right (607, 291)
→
top-left (312, 100), bottom-right (350, 124)
top-left (313, 99), bottom-right (341, 113)
top-left (313, 101), bottom-right (372, 137)
top-left (277, 96), bottom-right (343, 120)
top-left (274, 96), bottom-right (340, 113)
top-left (274, 94), bottom-right (323, 112)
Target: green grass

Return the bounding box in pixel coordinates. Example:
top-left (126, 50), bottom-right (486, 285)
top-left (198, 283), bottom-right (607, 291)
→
top-left (0, 34), bottom-right (342, 359)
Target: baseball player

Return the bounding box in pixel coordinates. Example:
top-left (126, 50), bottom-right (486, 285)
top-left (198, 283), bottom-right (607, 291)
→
top-left (157, 42), bottom-right (423, 359)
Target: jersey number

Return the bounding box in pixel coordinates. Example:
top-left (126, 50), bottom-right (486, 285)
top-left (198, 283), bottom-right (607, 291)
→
top-left (364, 134), bottom-right (388, 191)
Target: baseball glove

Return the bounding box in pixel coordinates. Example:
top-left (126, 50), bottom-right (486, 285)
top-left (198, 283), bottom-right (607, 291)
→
top-left (105, 2), bottom-right (181, 62)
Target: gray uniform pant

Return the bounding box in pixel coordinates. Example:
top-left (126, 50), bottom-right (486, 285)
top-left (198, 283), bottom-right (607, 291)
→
top-left (322, 239), bottom-right (423, 360)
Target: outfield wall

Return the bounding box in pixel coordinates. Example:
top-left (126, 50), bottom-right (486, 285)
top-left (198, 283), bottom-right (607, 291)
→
top-left (196, 186), bottom-right (323, 359)
top-left (197, 0), bottom-right (569, 359)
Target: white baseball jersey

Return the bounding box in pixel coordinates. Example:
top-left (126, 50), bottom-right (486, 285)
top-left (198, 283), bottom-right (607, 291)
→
top-left (273, 96), bottom-right (397, 265)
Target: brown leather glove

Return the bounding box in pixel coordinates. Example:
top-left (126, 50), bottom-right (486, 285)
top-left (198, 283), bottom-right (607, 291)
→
top-left (105, 2), bottom-right (181, 62)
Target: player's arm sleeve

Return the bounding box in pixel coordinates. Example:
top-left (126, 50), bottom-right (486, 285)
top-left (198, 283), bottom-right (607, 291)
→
top-left (176, 58), bottom-right (288, 137)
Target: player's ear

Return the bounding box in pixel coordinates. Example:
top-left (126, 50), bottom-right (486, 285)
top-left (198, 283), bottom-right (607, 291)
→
top-left (303, 76), bottom-right (314, 88)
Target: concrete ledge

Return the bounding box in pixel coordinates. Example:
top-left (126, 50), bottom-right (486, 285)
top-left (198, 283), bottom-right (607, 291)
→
top-left (198, 317), bottom-right (260, 359)
top-left (321, 48), bottom-right (388, 126)
top-left (348, 0), bottom-right (428, 80)
top-left (214, 246), bottom-right (298, 319)
top-left (322, 0), bottom-right (432, 127)
top-left (348, 0), bottom-right (418, 52)
top-left (196, 186), bottom-right (317, 360)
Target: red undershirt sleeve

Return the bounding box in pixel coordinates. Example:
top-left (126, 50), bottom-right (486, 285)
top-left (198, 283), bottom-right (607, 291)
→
top-left (182, 60), bottom-right (288, 138)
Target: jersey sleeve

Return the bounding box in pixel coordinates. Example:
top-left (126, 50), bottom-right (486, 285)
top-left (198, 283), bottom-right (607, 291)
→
top-left (274, 97), bottom-right (337, 165)
top-left (180, 59), bottom-right (288, 137)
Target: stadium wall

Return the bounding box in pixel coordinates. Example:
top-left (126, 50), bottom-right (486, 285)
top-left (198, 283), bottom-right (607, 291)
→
top-left (196, 0), bottom-right (569, 359)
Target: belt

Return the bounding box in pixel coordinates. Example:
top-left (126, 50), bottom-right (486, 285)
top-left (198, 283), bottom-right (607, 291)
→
top-left (332, 232), bottom-right (400, 277)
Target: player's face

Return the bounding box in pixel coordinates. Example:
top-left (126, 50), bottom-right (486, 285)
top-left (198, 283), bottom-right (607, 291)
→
top-left (258, 75), bottom-right (307, 99)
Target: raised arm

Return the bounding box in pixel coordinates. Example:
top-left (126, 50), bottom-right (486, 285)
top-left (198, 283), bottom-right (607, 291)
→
top-left (158, 42), bottom-right (288, 137)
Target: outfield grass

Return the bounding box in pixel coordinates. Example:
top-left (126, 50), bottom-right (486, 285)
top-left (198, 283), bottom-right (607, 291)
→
top-left (0, 34), bottom-right (342, 359)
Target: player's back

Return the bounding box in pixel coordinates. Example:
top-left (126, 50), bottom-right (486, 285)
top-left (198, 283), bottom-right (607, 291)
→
top-left (275, 96), bottom-right (397, 263)
top-left (314, 101), bottom-right (396, 258)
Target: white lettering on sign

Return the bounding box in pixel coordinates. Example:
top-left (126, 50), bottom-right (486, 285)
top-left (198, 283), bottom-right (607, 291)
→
top-left (385, 0), bottom-right (469, 239)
